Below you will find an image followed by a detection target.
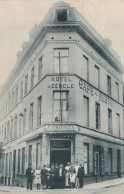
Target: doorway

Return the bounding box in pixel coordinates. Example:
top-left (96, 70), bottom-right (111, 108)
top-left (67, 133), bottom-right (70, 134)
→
top-left (50, 140), bottom-right (71, 166)
top-left (117, 150), bottom-right (121, 178)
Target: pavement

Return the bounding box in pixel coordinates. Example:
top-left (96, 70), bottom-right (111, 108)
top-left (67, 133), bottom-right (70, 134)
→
top-left (0, 178), bottom-right (124, 192)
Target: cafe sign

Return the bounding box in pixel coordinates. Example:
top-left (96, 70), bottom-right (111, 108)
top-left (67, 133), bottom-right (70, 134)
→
top-left (79, 79), bottom-right (112, 106)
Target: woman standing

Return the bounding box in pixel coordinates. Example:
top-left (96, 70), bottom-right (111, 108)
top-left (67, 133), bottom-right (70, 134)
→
top-left (41, 165), bottom-right (47, 189)
top-left (34, 167), bottom-right (41, 190)
top-left (69, 163), bottom-right (76, 188)
top-left (65, 162), bottom-right (71, 188)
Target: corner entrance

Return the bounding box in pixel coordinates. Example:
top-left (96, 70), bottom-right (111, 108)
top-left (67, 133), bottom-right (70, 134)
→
top-left (50, 140), bottom-right (71, 166)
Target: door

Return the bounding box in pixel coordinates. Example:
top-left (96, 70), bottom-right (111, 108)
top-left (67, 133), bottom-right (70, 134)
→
top-left (117, 150), bottom-right (121, 178)
top-left (50, 140), bottom-right (71, 166)
top-left (12, 150), bottom-right (16, 184)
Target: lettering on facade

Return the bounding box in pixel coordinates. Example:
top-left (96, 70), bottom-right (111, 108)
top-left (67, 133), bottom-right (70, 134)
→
top-left (79, 79), bottom-right (111, 106)
top-left (48, 76), bottom-right (74, 89)
top-left (47, 124), bottom-right (75, 130)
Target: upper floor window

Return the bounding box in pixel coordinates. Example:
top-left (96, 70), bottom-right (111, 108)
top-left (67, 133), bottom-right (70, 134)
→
top-left (23, 108), bottom-right (26, 134)
top-left (95, 102), bottom-right (100, 130)
top-left (83, 55), bottom-right (89, 81)
top-left (29, 103), bottom-right (34, 130)
top-left (108, 109), bottom-right (112, 134)
top-left (38, 57), bottom-right (42, 81)
top-left (56, 9), bottom-right (67, 21)
top-left (115, 82), bottom-right (119, 101)
top-left (20, 81), bottom-right (23, 101)
top-left (54, 48), bottom-right (69, 74)
top-left (15, 86), bottom-right (18, 105)
top-left (107, 75), bottom-right (111, 96)
top-left (116, 113), bottom-right (120, 137)
top-left (94, 65), bottom-right (100, 89)
top-left (37, 96), bottom-right (42, 126)
top-left (31, 66), bottom-right (35, 89)
top-left (25, 74), bottom-right (28, 95)
top-left (53, 91), bottom-right (69, 122)
top-left (83, 96), bottom-right (89, 127)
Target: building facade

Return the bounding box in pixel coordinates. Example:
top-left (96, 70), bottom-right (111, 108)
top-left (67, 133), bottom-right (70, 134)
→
top-left (0, 1), bottom-right (124, 187)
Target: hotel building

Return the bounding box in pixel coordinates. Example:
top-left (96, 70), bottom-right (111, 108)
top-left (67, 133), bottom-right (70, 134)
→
top-left (0, 1), bottom-right (124, 187)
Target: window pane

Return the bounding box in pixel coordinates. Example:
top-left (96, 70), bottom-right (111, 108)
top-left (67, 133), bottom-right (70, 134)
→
top-left (62, 111), bottom-right (68, 121)
top-left (54, 66), bottom-right (59, 74)
top-left (53, 101), bottom-right (60, 111)
top-left (54, 92), bottom-right (60, 99)
top-left (61, 66), bottom-right (68, 73)
top-left (54, 57), bottom-right (59, 66)
top-left (53, 111), bottom-right (60, 122)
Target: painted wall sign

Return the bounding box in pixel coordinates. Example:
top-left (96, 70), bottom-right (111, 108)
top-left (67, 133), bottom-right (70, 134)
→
top-left (79, 79), bottom-right (112, 106)
top-left (47, 124), bottom-right (75, 130)
top-left (48, 76), bottom-right (74, 89)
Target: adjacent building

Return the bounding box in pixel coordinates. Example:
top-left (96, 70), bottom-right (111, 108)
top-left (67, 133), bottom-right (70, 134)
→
top-left (0, 1), bottom-right (124, 187)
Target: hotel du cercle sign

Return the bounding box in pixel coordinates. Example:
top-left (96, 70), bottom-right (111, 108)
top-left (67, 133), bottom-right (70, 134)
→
top-left (48, 76), bottom-right (74, 89)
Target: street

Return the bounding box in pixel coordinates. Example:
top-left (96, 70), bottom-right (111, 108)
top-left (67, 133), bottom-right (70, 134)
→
top-left (0, 183), bottom-right (124, 194)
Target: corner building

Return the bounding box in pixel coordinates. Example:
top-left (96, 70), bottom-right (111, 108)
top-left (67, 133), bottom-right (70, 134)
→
top-left (0, 1), bottom-right (124, 187)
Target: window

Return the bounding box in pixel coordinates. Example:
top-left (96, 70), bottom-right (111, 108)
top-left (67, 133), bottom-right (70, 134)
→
top-left (37, 96), bottom-right (42, 126)
top-left (14, 115), bottom-right (17, 139)
top-left (93, 145), bottom-right (104, 175)
top-left (116, 113), bottom-right (120, 137)
top-left (94, 65), bottom-right (100, 88)
top-left (25, 74), bottom-right (28, 95)
top-left (95, 102), bottom-right (100, 130)
top-left (83, 96), bottom-right (89, 127)
top-left (19, 113), bottom-right (23, 136)
top-left (28, 145), bottom-right (32, 166)
top-left (108, 109), bottom-right (112, 134)
top-left (6, 153), bottom-right (8, 174)
top-left (31, 66), bottom-right (35, 89)
top-left (56, 9), bottom-right (67, 21)
top-left (7, 121), bottom-right (10, 142)
top-left (115, 82), bottom-right (119, 101)
top-left (29, 103), bottom-right (34, 130)
top-left (53, 91), bottom-right (69, 122)
top-left (38, 57), bottom-right (42, 81)
top-left (22, 147), bottom-right (25, 174)
top-left (11, 118), bottom-right (13, 140)
top-left (54, 48), bottom-right (69, 74)
top-left (107, 75), bottom-right (111, 96)
top-left (84, 143), bottom-right (89, 174)
top-left (15, 86), bottom-right (18, 104)
top-left (83, 56), bottom-right (89, 81)
top-left (12, 91), bottom-right (15, 107)
top-left (18, 149), bottom-right (21, 173)
top-left (20, 81), bottom-right (23, 101)
top-left (108, 148), bottom-right (112, 174)
top-left (9, 152), bottom-right (12, 174)
top-left (36, 143), bottom-right (40, 169)
top-left (23, 108), bottom-right (26, 133)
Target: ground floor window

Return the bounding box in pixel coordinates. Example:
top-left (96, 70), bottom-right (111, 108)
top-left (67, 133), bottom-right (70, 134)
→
top-left (93, 145), bottom-right (104, 175)
top-left (36, 143), bottom-right (41, 169)
top-left (84, 143), bottom-right (89, 174)
top-left (22, 147), bottom-right (25, 174)
top-left (108, 148), bottom-right (112, 174)
top-left (28, 145), bottom-right (32, 166)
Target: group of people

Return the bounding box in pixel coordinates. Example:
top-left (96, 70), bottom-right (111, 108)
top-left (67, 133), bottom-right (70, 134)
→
top-left (26, 161), bottom-right (84, 190)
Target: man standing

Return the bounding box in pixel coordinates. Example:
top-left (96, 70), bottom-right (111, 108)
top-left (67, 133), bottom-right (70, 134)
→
top-left (77, 163), bottom-right (84, 188)
top-left (26, 164), bottom-right (34, 190)
top-left (58, 164), bottom-right (65, 189)
top-left (75, 161), bottom-right (80, 189)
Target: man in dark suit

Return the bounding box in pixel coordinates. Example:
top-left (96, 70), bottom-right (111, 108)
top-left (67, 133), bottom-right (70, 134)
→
top-left (77, 163), bottom-right (84, 188)
top-left (58, 164), bottom-right (65, 189)
top-left (26, 164), bottom-right (34, 190)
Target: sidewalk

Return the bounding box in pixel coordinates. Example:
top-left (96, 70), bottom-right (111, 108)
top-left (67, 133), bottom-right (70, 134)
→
top-left (0, 178), bottom-right (124, 192)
